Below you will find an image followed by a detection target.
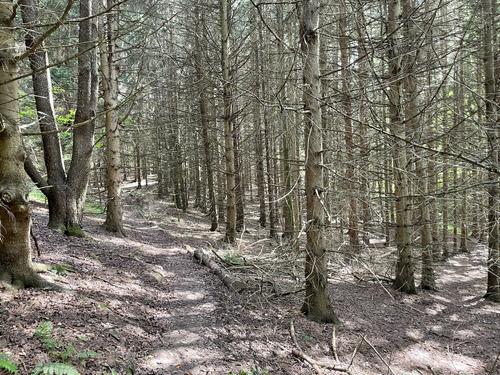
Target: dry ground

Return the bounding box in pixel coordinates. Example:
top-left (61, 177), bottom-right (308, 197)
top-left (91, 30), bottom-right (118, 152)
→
top-left (0, 187), bottom-right (499, 375)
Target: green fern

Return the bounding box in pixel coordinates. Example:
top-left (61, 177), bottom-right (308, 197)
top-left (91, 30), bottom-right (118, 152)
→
top-left (76, 350), bottom-right (98, 361)
top-left (31, 362), bottom-right (80, 375)
top-left (35, 321), bottom-right (58, 350)
top-left (0, 353), bottom-right (18, 374)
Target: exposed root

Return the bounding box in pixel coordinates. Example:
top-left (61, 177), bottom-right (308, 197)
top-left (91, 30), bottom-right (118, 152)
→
top-left (0, 269), bottom-right (62, 291)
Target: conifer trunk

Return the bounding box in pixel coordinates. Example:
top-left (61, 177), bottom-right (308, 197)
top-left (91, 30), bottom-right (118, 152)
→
top-left (300, 0), bottom-right (339, 324)
top-left (101, 0), bottom-right (124, 236)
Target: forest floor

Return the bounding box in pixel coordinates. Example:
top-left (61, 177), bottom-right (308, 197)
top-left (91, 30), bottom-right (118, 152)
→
top-left (0, 184), bottom-right (499, 375)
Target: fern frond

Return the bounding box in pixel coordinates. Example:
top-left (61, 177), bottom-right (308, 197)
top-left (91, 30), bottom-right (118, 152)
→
top-left (0, 353), bottom-right (18, 374)
top-left (34, 321), bottom-right (58, 350)
top-left (31, 362), bottom-right (80, 375)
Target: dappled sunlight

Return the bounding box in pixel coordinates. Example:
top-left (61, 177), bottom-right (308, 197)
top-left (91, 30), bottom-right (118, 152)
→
top-left (395, 344), bottom-right (485, 374)
top-left (143, 347), bottom-right (218, 372)
top-left (425, 302), bottom-right (447, 315)
top-left (406, 328), bottom-right (425, 341)
top-left (172, 290), bottom-right (207, 302)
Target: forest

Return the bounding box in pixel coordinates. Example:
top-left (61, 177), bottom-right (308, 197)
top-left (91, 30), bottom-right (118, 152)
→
top-left (0, 0), bottom-right (499, 374)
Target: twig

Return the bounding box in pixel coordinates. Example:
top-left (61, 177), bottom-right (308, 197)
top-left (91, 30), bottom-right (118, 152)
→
top-left (290, 320), bottom-right (352, 374)
top-left (348, 337), bottom-right (364, 369)
top-left (210, 248), bottom-right (227, 264)
top-left (331, 326), bottom-right (340, 363)
top-left (273, 288), bottom-right (305, 297)
top-left (94, 275), bottom-right (125, 289)
top-left (360, 336), bottom-right (396, 375)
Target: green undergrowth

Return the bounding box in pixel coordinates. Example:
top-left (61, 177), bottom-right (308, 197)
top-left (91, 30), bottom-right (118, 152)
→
top-left (0, 353), bottom-right (18, 374)
top-left (50, 263), bottom-right (75, 276)
top-left (223, 253), bottom-right (246, 266)
top-left (29, 190), bottom-right (104, 217)
top-left (64, 225), bottom-right (85, 238)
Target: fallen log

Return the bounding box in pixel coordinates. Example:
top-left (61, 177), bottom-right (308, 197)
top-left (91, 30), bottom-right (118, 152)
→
top-left (193, 249), bottom-right (246, 292)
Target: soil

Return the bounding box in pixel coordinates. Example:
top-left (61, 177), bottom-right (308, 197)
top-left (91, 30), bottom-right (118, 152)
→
top-left (0, 186), bottom-right (499, 375)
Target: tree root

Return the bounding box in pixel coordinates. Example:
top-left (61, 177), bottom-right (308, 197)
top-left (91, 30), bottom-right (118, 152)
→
top-left (0, 269), bottom-right (62, 291)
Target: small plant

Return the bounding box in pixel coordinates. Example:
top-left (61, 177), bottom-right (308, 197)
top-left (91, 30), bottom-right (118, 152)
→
top-left (32, 321), bottom-right (100, 372)
top-left (57, 345), bottom-right (76, 362)
top-left (31, 362), bottom-right (80, 375)
top-left (64, 225), bottom-right (85, 238)
top-left (223, 253), bottom-right (245, 266)
top-left (0, 353), bottom-right (18, 374)
top-left (50, 264), bottom-right (74, 276)
top-left (35, 321), bottom-right (59, 351)
top-left (76, 350), bottom-right (98, 366)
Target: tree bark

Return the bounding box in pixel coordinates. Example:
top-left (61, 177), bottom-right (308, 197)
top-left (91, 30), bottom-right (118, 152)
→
top-left (388, 0), bottom-right (416, 294)
top-left (220, 0), bottom-right (236, 243)
top-left (20, 0), bottom-right (67, 230)
top-left (339, 0), bottom-right (359, 252)
top-left (101, 0), bottom-right (124, 236)
top-left (195, 6), bottom-right (217, 231)
top-left (300, 0), bottom-right (339, 324)
top-left (0, 1), bottom-right (47, 288)
top-left (252, 3), bottom-right (266, 229)
top-left (65, 0), bottom-right (98, 236)
top-left (482, 0), bottom-right (499, 302)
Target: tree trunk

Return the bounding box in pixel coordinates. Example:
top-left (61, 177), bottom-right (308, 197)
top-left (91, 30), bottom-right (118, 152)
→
top-left (220, 0), bottom-right (236, 243)
top-left (0, 1), bottom-right (47, 288)
top-left (276, 4), bottom-right (295, 242)
top-left (195, 7), bottom-right (217, 231)
top-left (402, 0), bottom-right (434, 290)
top-left (65, 0), bottom-right (98, 236)
top-left (482, 0), bottom-right (499, 302)
top-left (339, 0), bottom-right (359, 252)
top-left (300, 0), bottom-right (339, 324)
top-left (253, 4), bottom-right (266, 229)
top-left (388, 0), bottom-right (416, 294)
top-left (20, 0), bottom-right (67, 230)
top-left (234, 120), bottom-right (245, 231)
top-left (101, 0), bottom-right (124, 236)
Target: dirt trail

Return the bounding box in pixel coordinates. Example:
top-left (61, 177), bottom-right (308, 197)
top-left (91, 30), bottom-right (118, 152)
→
top-left (0, 190), bottom-right (499, 375)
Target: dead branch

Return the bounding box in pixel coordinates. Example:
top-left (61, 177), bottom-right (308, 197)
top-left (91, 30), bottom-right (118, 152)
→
top-left (360, 336), bottom-right (396, 375)
top-left (290, 320), bottom-right (324, 374)
top-left (272, 288), bottom-right (305, 297)
top-left (331, 326), bottom-right (340, 363)
top-left (193, 249), bottom-right (246, 292)
top-left (290, 320), bottom-right (352, 374)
